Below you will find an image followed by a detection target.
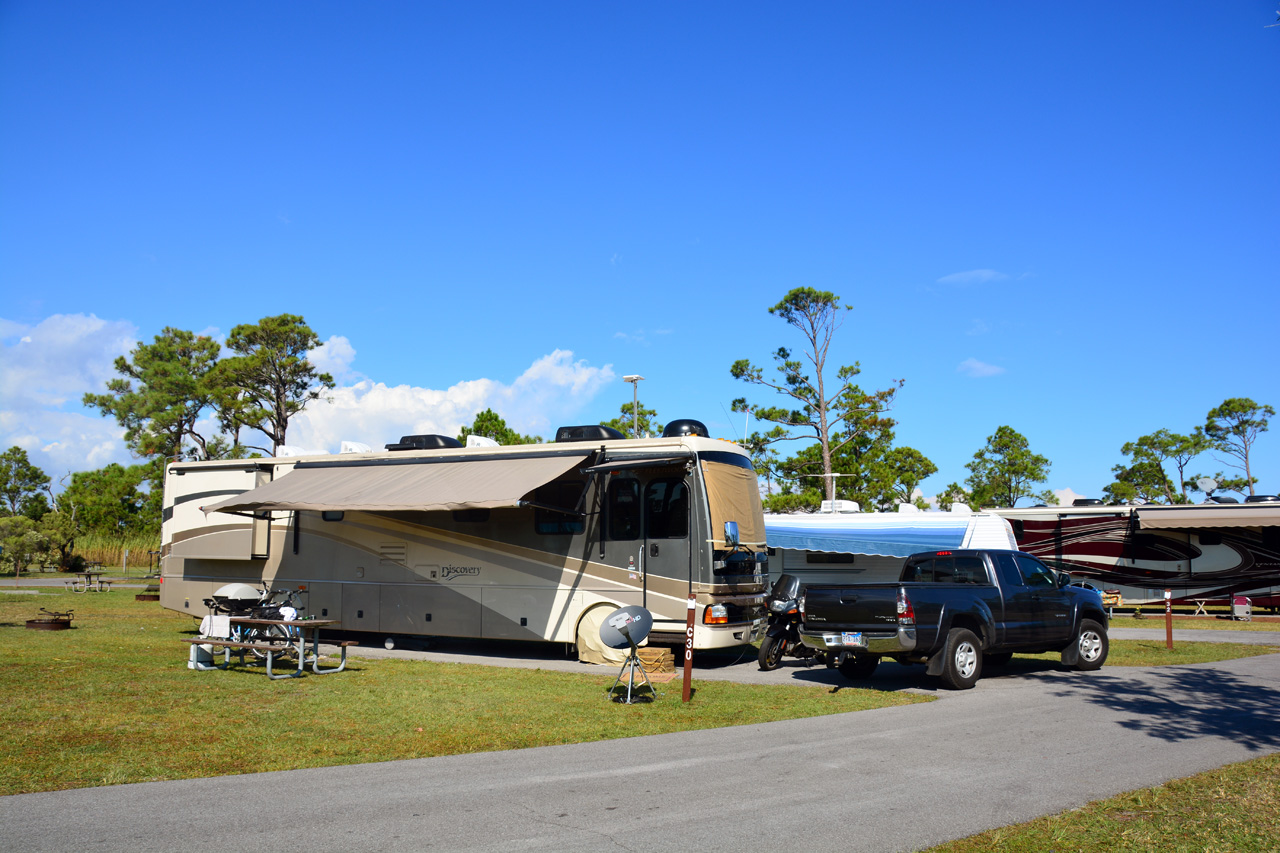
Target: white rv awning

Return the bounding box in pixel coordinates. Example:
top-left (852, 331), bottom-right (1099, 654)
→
top-left (1136, 504), bottom-right (1280, 529)
top-left (201, 453), bottom-right (591, 514)
top-left (764, 513), bottom-right (974, 558)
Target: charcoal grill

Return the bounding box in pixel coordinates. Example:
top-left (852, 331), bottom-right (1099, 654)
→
top-left (203, 582), bottom-right (262, 615)
top-left (26, 608), bottom-right (74, 631)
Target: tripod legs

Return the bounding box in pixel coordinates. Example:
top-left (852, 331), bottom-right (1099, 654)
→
top-left (607, 650), bottom-right (656, 703)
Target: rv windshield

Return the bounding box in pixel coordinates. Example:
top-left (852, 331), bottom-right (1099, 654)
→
top-left (700, 452), bottom-right (764, 550)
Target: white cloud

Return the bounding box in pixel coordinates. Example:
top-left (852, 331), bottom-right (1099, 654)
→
top-left (613, 328), bottom-right (673, 346)
top-left (937, 269), bottom-right (1010, 285)
top-left (287, 349), bottom-right (615, 451)
top-left (956, 358), bottom-right (1006, 378)
top-left (0, 314), bottom-right (138, 476)
top-left (308, 335), bottom-right (360, 383)
top-left (1053, 487), bottom-right (1087, 507)
top-left (1, 314), bottom-right (617, 476)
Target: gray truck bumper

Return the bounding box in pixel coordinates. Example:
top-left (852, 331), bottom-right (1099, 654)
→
top-left (799, 627), bottom-right (917, 655)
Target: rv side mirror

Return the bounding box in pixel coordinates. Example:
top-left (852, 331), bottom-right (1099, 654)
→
top-left (723, 521), bottom-right (740, 548)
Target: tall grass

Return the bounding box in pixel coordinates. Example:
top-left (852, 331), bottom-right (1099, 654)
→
top-left (70, 531), bottom-right (161, 570)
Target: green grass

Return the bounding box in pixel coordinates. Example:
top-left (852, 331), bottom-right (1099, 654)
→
top-left (0, 590), bottom-right (927, 795)
top-left (930, 752), bottom-right (1280, 852)
top-left (1029, 639), bottom-right (1278, 667)
top-left (1112, 613), bottom-right (1280, 633)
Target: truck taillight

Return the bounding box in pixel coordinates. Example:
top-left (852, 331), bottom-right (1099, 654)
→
top-left (897, 589), bottom-right (915, 626)
top-left (798, 592), bottom-right (805, 616)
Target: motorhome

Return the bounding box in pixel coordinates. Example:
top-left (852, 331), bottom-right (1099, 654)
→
top-left (763, 505), bottom-right (1018, 587)
top-left (160, 420), bottom-right (769, 660)
top-left (992, 500), bottom-right (1280, 606)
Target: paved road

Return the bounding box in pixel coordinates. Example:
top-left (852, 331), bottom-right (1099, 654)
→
top-left (3, 645), bottom-right (1279, 853)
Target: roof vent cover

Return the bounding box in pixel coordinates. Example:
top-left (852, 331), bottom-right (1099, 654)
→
top-left (661, 419), bottom-right (709, 438)
top-left (385, 434), bottom-right (464, 451)
top-left (555, 425), bottom-right (625, 443)
top-left (1073, 498), bottom-right (1106, 507)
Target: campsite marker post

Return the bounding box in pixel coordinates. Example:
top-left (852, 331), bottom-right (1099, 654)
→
top-left (1165, 588), bottom-right (1173, 649)
top-left (682, 595), bottom-right (695, 702)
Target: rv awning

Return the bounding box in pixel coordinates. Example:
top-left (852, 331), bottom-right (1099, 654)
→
top-left (583, 455), bottom-right (691, 474)
top-left (764, 515), bottom-right (971, 558)
top-left (201, 453), bottom-right (591, 514)
top-left (1136, 504), bottom-right (1280, 529)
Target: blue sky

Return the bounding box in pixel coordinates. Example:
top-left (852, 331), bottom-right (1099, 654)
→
top-left (2, 2), bottom-right (1277, 504)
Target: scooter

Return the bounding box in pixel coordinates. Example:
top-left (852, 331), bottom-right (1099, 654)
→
top-left (757, 573), bottom-right (825, 670)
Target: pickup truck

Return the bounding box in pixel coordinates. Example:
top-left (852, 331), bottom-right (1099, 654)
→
top-left (797, 548), bottom-right (1109, 689)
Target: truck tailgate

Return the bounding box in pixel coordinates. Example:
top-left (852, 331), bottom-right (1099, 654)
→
top-left (801, 584), bottom-right (901, 632)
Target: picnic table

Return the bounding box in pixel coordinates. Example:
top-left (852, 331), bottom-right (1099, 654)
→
top-left (1189, 598), bottom-right (1228, 616)
top-left (183, 618), bottom-right (352, 679)
top-left (65, 571), bottom-right (111, 593)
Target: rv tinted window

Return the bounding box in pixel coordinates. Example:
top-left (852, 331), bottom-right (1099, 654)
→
top-left (607, 478), bottom-right (641, 541)
top-left (805, 552), bottom-right (855, 564)
top-left (452, 509), bottom-right (490, 523)
top-left (533, 481), bottom-right (585, 535)
top-left (645, 479), bottom-right (688, 539)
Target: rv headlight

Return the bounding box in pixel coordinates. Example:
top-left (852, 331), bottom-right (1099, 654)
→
top-left (703, 604), bottom-right (729, 625)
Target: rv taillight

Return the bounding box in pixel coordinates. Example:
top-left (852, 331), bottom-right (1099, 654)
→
top-left (897, 589), bottom-right (915, 626)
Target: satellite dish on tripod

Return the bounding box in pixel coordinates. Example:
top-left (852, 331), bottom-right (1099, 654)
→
top-left (600, 605), bottom-right (656, 703)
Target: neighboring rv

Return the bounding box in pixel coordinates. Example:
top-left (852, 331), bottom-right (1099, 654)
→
top-left (764, 507), bottom-right (1018, 587)
top-left (160, 420), bottom-right (769, 659)
top-left (992, 501), bottom-right (1280, 606)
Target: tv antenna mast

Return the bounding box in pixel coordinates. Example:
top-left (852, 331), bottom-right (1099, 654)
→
top-left (600, 605), bottom-right (656, 703)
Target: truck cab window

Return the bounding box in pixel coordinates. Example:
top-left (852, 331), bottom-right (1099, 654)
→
top-left (1014, 554), bottom-right (1056, 588)
top-left (994, 553), bottom-right (1024, 588)
top-left (607, 478), bottom-right (641, 541)
top-left (952, 556), bottom-right (986, 584)
top-left (645, 479), bottom-right (688, 539)
top-left (931, 557), bottom-right (956, 582)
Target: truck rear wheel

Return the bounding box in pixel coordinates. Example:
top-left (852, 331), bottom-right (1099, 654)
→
top-left (1073, 619), bottom-right (1108, 671)
top-left (838, 654), bottom-right (879, 680)
top-left (758, 635), bottom-right (787, 671)
top-left (940, 627), bottom-right (982, 690)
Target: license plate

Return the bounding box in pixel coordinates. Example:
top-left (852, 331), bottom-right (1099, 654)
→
top-left (841, 632), bottom-right (865, 647)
